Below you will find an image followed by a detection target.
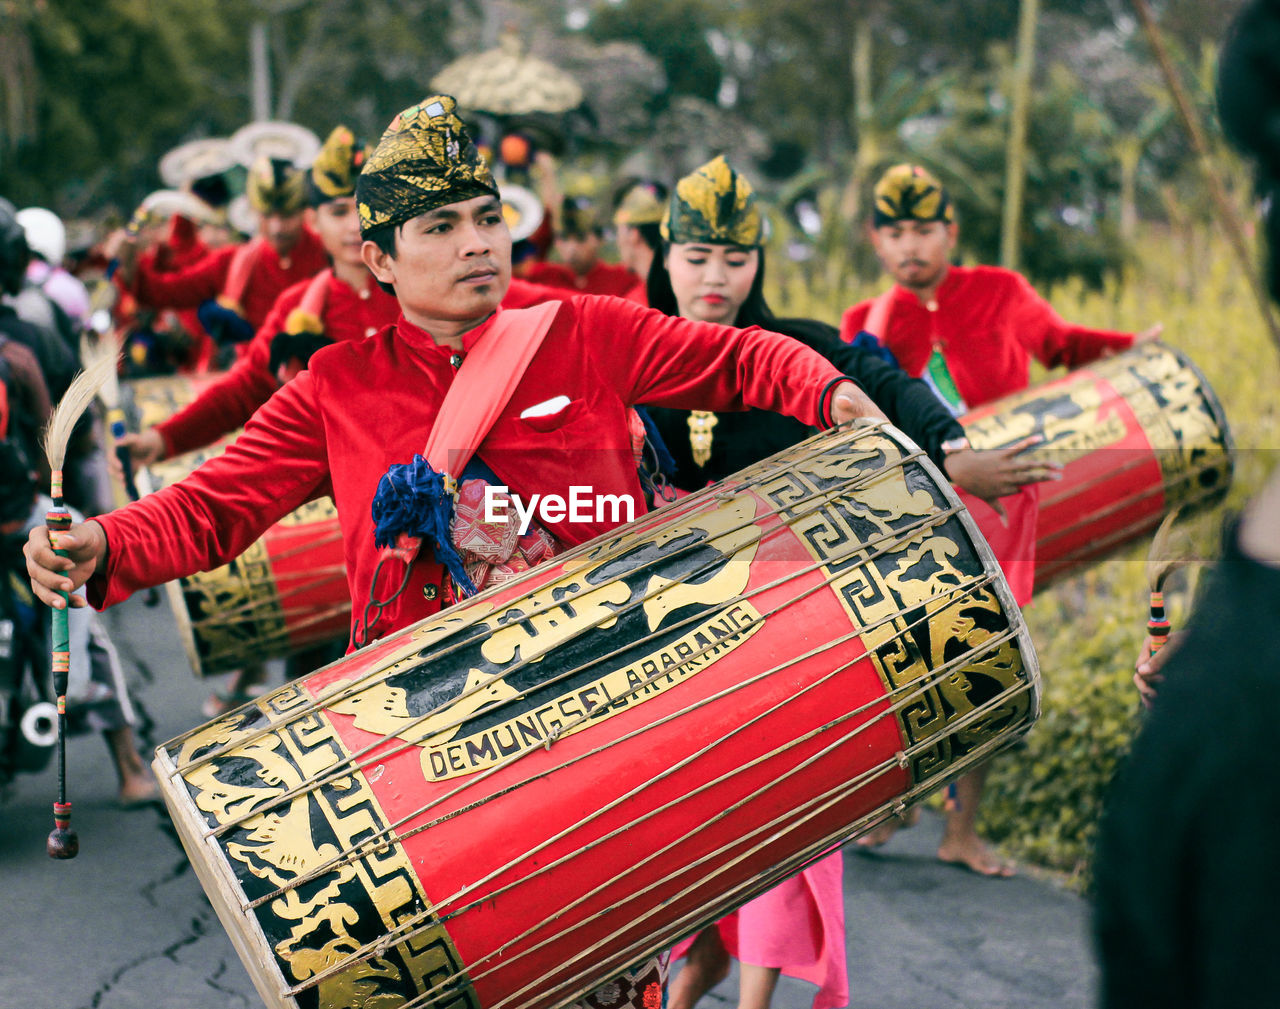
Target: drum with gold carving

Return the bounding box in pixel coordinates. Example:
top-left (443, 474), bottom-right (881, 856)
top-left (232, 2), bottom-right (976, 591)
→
top-left (122, 376), bottom-right (351, 677)
top-left (154, 421), bottom-right (1040, 1009)
top-left (120, 373), bottom-right (221, 438)
top-left (961, 341), bottom-right (1232, 592)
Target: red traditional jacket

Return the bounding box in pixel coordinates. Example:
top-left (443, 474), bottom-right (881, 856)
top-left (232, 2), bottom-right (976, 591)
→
top-left (89, 297), bottom-right (842, 642)
top-left (128, 227), bottom-right (330, 331)
top-left (524, 260), bottom-right (640, 298)
top-left (839, 265), bottom-right (1135, 407)
top-left (154, 274), bottom-right (572, 458)
top-left (127, 216), bottom-right (218, 371)
top-left (841, 264), bottom-right (1137, 606)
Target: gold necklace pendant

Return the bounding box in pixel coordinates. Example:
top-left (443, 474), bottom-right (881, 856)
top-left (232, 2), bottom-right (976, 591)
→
top-left (688, 410), bottom-right (718, 467)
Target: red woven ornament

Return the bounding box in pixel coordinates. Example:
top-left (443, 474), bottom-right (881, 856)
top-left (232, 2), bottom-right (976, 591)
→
top-left (517, 527), bottom-right (558, 566)
top-left (464, 559), bottom-right (490, 593)
top-left (452, 478), bottom-right (520, 563)
top-left (487, 553), bottom-right (532, 587)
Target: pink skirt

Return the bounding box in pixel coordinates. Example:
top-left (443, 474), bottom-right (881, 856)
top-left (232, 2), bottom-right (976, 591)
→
top-left (672, 851), bottom-right (848, 1009)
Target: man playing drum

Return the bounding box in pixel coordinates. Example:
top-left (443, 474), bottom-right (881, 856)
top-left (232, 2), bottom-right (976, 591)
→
top-left (110, 153), bottom-right (330, 356)
top-left (840, 163), bottom-right (1161, 877)
top-left (25, 94), bottom-right (883, 1008)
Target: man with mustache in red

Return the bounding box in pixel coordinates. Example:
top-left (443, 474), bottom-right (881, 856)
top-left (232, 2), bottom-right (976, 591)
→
top-left (839, 163), bottom-right (1161, 878)
top-left (26, 93), bottom-right (885, 1009)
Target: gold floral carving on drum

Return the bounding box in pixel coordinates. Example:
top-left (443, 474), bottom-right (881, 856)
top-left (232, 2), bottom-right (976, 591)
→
top-left (157, 423), bottom-right (1040, 1009)
top-left (160, 684), bottom-right (479, 1009)
top-left (757, 437), bottom-right (1034, 781)
top-left (121, 374), bottom-right (217, 432)
top-left (140, 433), bottom-right (349, 679)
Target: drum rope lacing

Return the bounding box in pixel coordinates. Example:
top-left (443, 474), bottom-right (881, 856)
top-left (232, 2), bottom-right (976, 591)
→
top-left (163, 423), bottom-right (1039, 1002)
top-left (177, 421), bottom-right (907, 778)
top-left (196, 435), bottom-right (943, 841)
top-left (250, 554), bottom-right (989, 913)
top-left (326, 627), bottom-right (1033, 1009)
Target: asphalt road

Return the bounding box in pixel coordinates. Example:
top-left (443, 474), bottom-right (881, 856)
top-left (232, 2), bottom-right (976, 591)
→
top-left (0, 593), bottom-right (1097, 1009)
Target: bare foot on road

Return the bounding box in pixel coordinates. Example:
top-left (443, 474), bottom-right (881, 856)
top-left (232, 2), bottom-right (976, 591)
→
top-left (937, 832), bottom-right (1016, 877)
top-left (855, 806), bottom-right (921, 849)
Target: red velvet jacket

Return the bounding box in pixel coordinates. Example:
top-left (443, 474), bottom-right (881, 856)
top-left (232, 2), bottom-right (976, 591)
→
top-left (154, 275), bottom-right (573, 458)
top-left (129, 227), bottom-right (330, 331)
top-left (839, 265), bottom-right (1135, 406)
top-left (90, 297), bottom-right (842, 642)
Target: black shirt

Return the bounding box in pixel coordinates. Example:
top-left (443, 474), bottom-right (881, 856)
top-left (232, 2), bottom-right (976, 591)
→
top-left (646, 316), bottom-right (964, 491)
top-left (1093, 524), bottom-right (1280, 1009)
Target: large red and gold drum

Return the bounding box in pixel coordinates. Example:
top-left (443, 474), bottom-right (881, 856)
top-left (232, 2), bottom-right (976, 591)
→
top-left (961, 341), bottom-right (1232, 592)
top-left (154, 421), bottom-right (1041, 1009)
top-left (122, 376), bottom-right (351, 677)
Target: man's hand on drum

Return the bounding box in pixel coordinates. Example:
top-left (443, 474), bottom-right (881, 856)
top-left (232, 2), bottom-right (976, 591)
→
top-left (830, 380), bottom-right (889, 424)
top-left (24, 519), bottom-right (109, 611)
top-left (944, 436), bottom-right (1062, 510)
top-left (109, 428), bottom-right (166, 481)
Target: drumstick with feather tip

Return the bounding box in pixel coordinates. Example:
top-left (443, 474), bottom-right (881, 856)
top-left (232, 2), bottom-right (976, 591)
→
top-left (42, 351), bottom-right (118, 860)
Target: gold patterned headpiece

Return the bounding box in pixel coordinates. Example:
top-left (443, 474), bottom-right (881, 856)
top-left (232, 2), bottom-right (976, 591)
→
top-left (356, 95), bottom-right (498, 236)
top-left (308, 126), bottom-right (371, 205)
top-left (872, 163), bottom-right (953, 227)
top-left (661, 156), bottom-right (763, 247)
top-left (614, 182), bottom-right (665, 227)
top-left (245, 156), bottom-right (307, 215)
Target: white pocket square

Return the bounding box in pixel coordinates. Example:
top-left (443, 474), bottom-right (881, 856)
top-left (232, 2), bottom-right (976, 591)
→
top-left (520, 395), bottom-right (571, 419)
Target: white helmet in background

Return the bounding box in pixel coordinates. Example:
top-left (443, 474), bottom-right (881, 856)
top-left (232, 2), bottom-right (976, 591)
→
top-left (16, 207), bottom-right (66, 265)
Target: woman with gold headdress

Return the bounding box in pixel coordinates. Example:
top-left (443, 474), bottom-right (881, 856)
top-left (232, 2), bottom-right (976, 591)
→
top-left (646, 156), bottom-right (1056, 1009)
top-left (645, 157), bottom-right (1026, 499)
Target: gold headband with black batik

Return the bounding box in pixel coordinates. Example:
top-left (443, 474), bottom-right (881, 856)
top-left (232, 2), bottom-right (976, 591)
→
top-left (356, 94), bottom-right (498, 237)
top-left (245, 156), bottom-right (307, 215)
top-left (661, 155), bottom-right (763, 247)
top-left (872, 163), bottom-right (953, 228)
top-left (307, 125), bottom-right (371, 206)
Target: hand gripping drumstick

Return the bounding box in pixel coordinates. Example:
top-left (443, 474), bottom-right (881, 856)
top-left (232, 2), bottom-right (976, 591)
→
top-left (41, 351), bottom-right (118, 859)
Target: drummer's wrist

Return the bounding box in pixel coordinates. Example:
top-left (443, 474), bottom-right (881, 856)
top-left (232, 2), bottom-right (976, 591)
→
top-left (85, 520), bottom-right (110, 574)
top-left (818, 376), bottom-right (861, 428)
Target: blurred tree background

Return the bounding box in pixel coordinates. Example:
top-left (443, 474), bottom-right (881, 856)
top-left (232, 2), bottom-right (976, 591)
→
top-left (0, 0), bottom-right (1253, 289)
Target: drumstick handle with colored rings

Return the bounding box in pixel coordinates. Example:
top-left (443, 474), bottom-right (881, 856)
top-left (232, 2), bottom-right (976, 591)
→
top-left (1148, 590), bottom-right (1171, 658)
top-left (45, 486), bottom-right (79, 859)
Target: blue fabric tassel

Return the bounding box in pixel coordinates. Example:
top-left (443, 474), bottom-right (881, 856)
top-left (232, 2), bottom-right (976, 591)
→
top-left (849, 329), bottom-right (900, 369)
top-left (196, 299), bottom-right (256, 346)
top-left (371, 454), bottom-right (477, 595)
